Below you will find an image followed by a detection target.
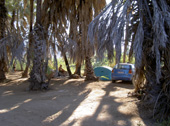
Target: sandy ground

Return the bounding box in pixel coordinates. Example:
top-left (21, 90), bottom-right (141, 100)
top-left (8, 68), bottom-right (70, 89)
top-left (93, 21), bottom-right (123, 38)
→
top-left (0, 72), bottom-right (156, 126)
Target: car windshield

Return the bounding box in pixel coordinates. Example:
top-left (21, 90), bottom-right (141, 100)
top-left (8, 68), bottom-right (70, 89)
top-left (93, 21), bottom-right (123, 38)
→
top-left (118, 64), bottom-right (131, 70)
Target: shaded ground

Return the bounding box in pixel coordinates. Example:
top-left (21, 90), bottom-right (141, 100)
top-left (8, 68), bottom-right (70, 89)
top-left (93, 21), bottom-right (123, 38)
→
top-left (0, 72), bottom-right (156, 126)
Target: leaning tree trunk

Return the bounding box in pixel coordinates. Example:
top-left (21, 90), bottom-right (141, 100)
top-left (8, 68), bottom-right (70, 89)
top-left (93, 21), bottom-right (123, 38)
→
top-left (22, 0), bottom-right (34, 78)
top-left (63, 53), bottom-right (72, 77)
top-left (29, 0), bottom-right (47, 90)
top-left (0, 0), bottom-right (7, 81)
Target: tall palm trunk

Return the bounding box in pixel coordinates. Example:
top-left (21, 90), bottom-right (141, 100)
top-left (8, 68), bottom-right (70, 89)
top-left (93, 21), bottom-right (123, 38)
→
top-left (0, 58), bottom-right (6, 81)
top-left (11, 10), bottom-right (15, 30)
top-left (53, 53), bottom-right (58, 77)
top-left (80, 1), bottom-right (97, 81)
top-left (22, 0), bottom-right (34, 77)
top-left (29, 0), bottom-right (47, 90)
top-left (123, 22), bottom-right (129, 63)
top-left (74, 62), bottom-right (81, 76)
top-left (52, 35), bottom-right (59, 77)
top-left (0, 0), bottom-right (7, 81)
top-left (85, 56), bottom-right (98, 80)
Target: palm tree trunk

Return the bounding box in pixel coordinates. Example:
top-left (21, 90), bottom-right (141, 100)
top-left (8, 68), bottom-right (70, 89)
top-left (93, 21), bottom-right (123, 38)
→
top-left (53, 53), bottom-right (58, 77)
top-left (29, 0), bottom-right (47, 90)
top-left (22, 0), bottom-right (34, 77)
top-left (74, 62), bottom-right (81, 76)
top-left (63, 53), bottom-right (72, 77)
top-left (123, 22), bottom-right (129, 63)
top-left (53, 37), bottom-right (59, 77)
top-left (85, 56), bottom-right (98, 81)
top-left (16, 9), bottom-right (19, 33)
top-left (79, 1), bottom-right (97, 81)
top-left (19, 60), bottom-right (23, 71)
top-left (0, 0), bottom-right (7, 81)
top-left (11, 10), bottom-right (15, 30)
top-left (123, 41), bottom-right (128, 63)
top-left (0, 58), bottom-right (6, 81)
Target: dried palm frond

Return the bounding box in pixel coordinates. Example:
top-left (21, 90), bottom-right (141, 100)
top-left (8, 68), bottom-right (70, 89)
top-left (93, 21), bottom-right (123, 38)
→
top-left (88, 0), bottom-right (133, 61)
top-left (88, 0), bottom-right (170, 120)
top-left (0, 2), bottom-right (24, 70)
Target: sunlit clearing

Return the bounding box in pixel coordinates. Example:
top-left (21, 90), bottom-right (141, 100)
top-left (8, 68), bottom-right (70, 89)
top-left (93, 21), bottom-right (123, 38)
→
top-left (61, 90), bottom-right (105, 125)
top-left (109, 88), bottom-right (131, 98)
top-left (96, 105), bottom-right (112, 121)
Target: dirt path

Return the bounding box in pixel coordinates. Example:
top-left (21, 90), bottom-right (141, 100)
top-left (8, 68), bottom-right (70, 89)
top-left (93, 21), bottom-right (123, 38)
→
top-left (0, 72), bottom-right (155, 126)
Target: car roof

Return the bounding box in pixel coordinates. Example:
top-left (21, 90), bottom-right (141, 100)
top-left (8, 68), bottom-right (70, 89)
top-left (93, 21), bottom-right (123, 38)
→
top-left (118, 63), bottom-right (134, 65)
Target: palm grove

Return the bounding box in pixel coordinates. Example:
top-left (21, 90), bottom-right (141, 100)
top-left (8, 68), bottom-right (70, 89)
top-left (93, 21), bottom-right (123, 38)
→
top-left (0, 0), bottom-right (170, 120)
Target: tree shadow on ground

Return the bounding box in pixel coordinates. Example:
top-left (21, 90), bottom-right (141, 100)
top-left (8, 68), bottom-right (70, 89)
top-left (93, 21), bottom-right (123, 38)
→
top-left (0, 72), bottom-right (155, 126)
top-left (137, 100), bottom-right (157, 126)
top-left (0, 72), bottom-right (92, 126)
top-left (79, 82), bottom-right (135, 126)
top-left (41, 79), bottom-right (92, 126)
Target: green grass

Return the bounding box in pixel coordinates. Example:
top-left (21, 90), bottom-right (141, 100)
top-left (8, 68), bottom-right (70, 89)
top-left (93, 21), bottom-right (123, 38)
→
top-left (12, 54), bottom-right (135, 74)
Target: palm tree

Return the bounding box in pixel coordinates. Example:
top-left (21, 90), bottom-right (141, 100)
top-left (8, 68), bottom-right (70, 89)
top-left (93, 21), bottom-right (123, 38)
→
top-left (22, 0), bottom-right (34, 78)
top-left (0, 0), bottom-right (24, 81)
top-left (83, 0), bottom-right (106, 81)
top-left (29, 0), bottom-right (48, 90)
top-left (0, 0), bottom-right (7, 81)
top-left (65, 0), bottom-right (106, 80)
top-left (88, 0), bottom-right (170, 120)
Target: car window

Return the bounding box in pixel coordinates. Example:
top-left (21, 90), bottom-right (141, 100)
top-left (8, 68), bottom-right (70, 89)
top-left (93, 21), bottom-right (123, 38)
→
top-left (131, 65), bottom-right (135, 69)
top-left (114, 64), bottom-right (118, 69)
top-left (118, 64), bottom-right (131, 70)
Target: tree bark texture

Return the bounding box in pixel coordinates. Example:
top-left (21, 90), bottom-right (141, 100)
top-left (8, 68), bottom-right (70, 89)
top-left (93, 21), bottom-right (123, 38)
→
top-left (63, 53), bottom-right (72, 77)
top-left (53, 53), bottom-right (59, 77)
top-left (0, 58), bottom-right (6, 81)
top-left (85, 56), bottom-right (98, 81)
top-left (29, 25), bottom-right (46, 90)
top-left (0, 0), bottom-right (7, 81)
top-left (29, 0), bottom-right (47, 90)
top-left (22, 0), bottom-right (34, 78)
top-left (80, 1), bottom-right (97, 81)
top-left (123, 22), bottom-right (129, 63)
top-left (74, 62), bottom-right (81, 76)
